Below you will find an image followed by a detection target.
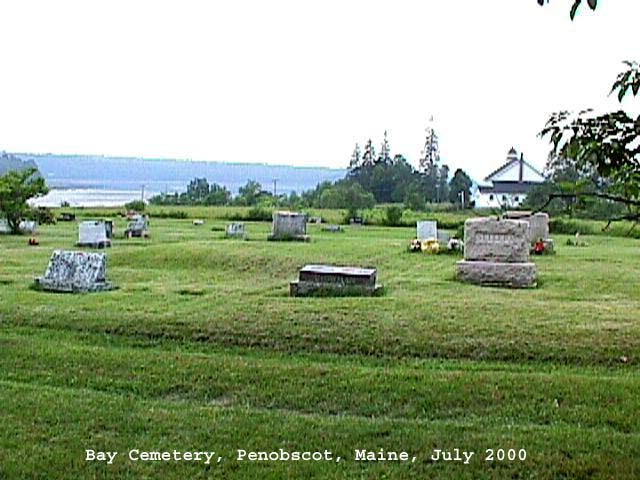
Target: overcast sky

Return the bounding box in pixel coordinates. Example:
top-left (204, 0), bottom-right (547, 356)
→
top-left (1, 1), bottom-right (638, 180)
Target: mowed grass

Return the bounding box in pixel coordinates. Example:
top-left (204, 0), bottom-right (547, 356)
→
top-left (0, 213), bottom-right (639, 479)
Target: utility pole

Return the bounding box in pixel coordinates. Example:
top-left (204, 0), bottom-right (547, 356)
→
top-left (141, 184), bottom-right (145, 202)
top-left (273, 178), bottom-right (278, 197)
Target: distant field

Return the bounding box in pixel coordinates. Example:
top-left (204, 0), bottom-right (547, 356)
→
top-left (0, 211), bottom-right (638, 478)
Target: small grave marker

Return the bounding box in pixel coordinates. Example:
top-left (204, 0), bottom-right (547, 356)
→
top-left (290, 265), bottom-right (383, 296)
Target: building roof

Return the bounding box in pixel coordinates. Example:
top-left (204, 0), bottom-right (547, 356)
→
top-left (484, 148), bottom-right (544, 183)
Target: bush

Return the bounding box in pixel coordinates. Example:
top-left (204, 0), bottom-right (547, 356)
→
top-left (383, 206), bottom-right (404, 226)
top-left (153, 210), bottom-right (188, 219)
top-left (26, 207), bottom-right (56, 225)
top-left (125, 200), bottom-right (146, 212)
top-left (226, 207), bottom-right (273, 222)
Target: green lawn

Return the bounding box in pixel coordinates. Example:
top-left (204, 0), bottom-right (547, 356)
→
top-left (0, 213), bottom-right (638, 478)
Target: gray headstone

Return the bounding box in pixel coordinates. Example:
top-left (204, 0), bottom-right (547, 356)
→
top-left (226, 222), bottom-right (246, 239)
top-left (269, 211), bottom-right (309, 241)
top-left (125, 215), bottom-right (149, 238)
top-left (35, 250), bottom-right (116, 293)
top-left (456, 217), bottom-right (536, 288)
top-left (437, 230), bottom-right (450, 244)
top-left (417, 221), bottom-right (437, 241)
top-left (528, 213), bottom-right (549, 242)
top-left (78, 221), bottom-right (111, 247)
top-left (463, 218), bottom-right (530, 263)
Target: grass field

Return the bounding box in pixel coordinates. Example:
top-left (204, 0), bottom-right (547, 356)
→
top-left (1, 212), bottom-right (639, 479)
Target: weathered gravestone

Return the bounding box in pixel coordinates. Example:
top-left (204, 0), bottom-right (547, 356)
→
top-left (290, 265), bottom-right (383, 296)
top-left (225, 222), bottom-right (246, 239)
top-left (125, 215), bottom-right (149, 238)
top-left (34, 250), bottom-right (116, 293)
top-left (78, 221), bottom-right (111, 248)
top-left (503, 211), bottom-right (554, 253)
top-left (456, 217), bottom-right (536, 288)
top-left (0, 219), bottom-right (37, 234)
top-left (437, 230), bottom-right (450, 244)
top-left (268, 211), bottom-right (309, 241)
top-left (417, 221), bottom-right (437, 241)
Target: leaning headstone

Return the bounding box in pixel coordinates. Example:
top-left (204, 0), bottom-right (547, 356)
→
top-left (225, 222), bottom-right (246, 239)
top-left (78, 221), bottom-right (111, 248)
top-left (34, 250), bottom-right (116, 293)
top-left (456, 217), bottom-right (536, 288)
top-left (417, 221), bottom-right (437, 241)
top-left (268, 211), bottom-right (309, 241)
top-left (290, 265), bottom-right (383, 296)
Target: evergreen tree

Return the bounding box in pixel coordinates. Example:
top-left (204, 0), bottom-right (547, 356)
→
top-left (419, 119), bottom-right (441, 202)
top-left (448, 168), bottom-right (473, 207)
top-left (437, 164), bottom-right (450, 203)
top-left (378, 130), bottom-right (392, 165)
top-left (361, 139), bottom-right (376, 168)
top-left (349, 143), bottom-right (361, 171)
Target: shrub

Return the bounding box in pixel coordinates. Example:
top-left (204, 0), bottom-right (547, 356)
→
top-left (26, 207), bottom-right (56, 225)
top-left (383, 206), bottom-right (404, 226)
top-left (125, 200), bottom-right (146, 212)
top-left (153, 210), bottom-right (189, 219)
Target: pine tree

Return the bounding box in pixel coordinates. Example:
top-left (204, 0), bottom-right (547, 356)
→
top-left (349, 143), bottom-right (361, 171)
top-left (378, 130), bottom-right (392, 165)
top-left (362, 139), bottom-right (376, 168)
top-left (419, 119), bottom-right (441, 202)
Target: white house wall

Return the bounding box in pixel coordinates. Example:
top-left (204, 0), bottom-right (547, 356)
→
top-left (474, 192), bottom-right (528, 209)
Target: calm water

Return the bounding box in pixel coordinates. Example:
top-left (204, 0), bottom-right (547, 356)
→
top-left (22, 154), bottom-right (346, 207)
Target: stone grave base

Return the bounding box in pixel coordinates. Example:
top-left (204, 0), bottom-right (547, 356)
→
top-left (34, 277), bottom-right (115, 293)
top-left (76, 240), bottom-right (111, 248)
top-left (456, 260), bottom-right (537, 288)
top-left (268, 234), bottom-right (310, 242)
top-left (290, 265), bottom-right (382, 296)
top-left (290, 281), bottom-right (382, 296)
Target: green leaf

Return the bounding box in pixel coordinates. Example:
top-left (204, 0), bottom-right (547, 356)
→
top-left (587, 0), bottom-right (597, 10)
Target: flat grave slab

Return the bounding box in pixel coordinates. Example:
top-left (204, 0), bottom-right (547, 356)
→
top-left (290, 264), bottom-right (383, 296)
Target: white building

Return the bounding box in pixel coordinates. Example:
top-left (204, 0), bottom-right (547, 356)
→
top-left (473, 148), bottom-right (545, 209)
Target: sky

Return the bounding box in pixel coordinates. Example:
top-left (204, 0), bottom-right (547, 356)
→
top-left (0, 0), bottom-right (638, 181)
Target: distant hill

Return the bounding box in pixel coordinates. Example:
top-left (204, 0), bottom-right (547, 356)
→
top-left (16, 153), bottom-right (346, 195)
top-left (0, 152), bottom-right (40, 176)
